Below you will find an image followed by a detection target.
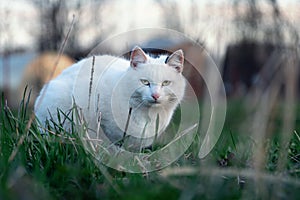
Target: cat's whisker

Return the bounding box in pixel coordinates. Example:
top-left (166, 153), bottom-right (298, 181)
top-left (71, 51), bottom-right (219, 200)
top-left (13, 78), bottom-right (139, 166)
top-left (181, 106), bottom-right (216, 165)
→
top-left (133, 99), bottom-right (148, 111)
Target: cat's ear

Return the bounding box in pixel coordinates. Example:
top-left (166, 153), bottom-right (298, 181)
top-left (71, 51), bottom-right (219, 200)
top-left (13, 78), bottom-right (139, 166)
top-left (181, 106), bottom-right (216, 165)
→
top-left (130, 46), bottom-right (147, 68)
top-left (165, 49), bottom-right (184, 73)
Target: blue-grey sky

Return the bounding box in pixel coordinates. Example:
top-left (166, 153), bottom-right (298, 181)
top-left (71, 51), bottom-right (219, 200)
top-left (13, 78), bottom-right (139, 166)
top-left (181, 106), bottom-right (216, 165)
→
top-left (1, 0), bottom-right (299, 53)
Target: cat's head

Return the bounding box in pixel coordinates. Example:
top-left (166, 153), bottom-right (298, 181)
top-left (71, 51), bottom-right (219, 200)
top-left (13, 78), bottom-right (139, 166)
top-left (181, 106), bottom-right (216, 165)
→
top-left (127, 46), bottom-right (186, 109)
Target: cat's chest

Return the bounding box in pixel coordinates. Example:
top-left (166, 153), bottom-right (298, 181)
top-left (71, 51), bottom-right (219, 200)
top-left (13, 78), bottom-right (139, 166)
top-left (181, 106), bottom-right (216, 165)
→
top-left (124, 107), bottom-right (169, 137)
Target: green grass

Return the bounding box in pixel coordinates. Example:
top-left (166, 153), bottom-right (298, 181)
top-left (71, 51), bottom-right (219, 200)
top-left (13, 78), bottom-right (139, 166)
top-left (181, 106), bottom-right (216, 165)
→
top-left (0, 91), bottom-right (300, 199)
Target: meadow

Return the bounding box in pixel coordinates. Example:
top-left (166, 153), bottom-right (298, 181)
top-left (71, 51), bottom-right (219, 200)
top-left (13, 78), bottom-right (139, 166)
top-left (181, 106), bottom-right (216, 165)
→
top-left (0, 87), bottom-right (299, 200)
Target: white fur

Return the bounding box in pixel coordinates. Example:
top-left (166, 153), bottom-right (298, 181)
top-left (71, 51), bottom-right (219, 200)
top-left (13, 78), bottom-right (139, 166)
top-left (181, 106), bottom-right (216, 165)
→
top-left (35, 47), bottom-right (185, 148)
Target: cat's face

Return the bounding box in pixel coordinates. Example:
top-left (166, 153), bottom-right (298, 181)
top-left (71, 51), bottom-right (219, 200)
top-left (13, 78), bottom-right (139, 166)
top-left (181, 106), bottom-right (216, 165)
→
top-left (128, 64), bottom-right (185, 108)
top-left (126, 47), bottom-right (186, 109)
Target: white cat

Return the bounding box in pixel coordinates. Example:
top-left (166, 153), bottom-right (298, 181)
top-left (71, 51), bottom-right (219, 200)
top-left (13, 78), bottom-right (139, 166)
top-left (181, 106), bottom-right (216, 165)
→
top-left (34, 46), bottom-right (186, 149)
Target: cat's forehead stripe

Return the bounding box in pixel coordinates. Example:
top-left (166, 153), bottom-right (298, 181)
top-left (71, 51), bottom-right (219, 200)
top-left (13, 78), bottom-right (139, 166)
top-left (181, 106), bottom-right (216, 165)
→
top-left (147, 55), bottom-right (169, 64)
top-left (135, 64), bottom-right (178, 83)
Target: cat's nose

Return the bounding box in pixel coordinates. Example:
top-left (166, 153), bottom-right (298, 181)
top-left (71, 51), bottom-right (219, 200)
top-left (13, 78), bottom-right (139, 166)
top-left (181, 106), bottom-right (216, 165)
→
top-left (151, 93), bottom-right (160, 101)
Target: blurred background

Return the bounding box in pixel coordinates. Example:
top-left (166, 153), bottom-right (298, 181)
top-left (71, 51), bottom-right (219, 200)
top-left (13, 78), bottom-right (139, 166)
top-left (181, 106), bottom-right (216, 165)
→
top-left (1, 0), bottom-right (299, 108)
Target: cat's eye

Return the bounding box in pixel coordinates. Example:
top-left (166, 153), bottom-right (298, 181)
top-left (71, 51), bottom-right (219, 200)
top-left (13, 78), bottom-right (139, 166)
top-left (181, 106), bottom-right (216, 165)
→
top-left (162, 80), bottom-right (171, 86)
top-left (140, 79), bottom-right (150, 86)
